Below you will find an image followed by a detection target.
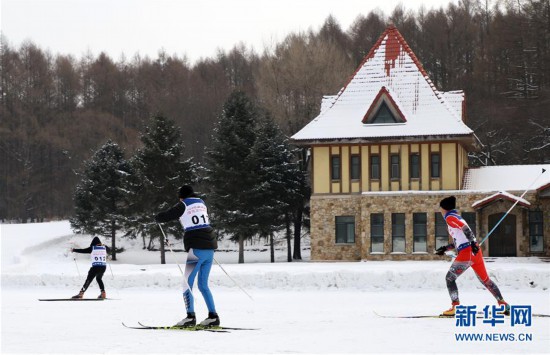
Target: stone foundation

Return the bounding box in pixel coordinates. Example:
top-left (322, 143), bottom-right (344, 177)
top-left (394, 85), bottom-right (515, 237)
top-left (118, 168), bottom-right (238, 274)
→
top-left (310, 191), bottom-right (550, 261)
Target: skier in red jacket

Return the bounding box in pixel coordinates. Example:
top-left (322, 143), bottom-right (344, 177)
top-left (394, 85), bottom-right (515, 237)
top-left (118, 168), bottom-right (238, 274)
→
top-left (436, 196), bottom-right (510, 316)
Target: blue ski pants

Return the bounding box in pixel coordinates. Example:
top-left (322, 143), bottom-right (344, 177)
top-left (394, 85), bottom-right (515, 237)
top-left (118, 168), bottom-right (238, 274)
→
top-left (183, 248), bottom-right (216, 313)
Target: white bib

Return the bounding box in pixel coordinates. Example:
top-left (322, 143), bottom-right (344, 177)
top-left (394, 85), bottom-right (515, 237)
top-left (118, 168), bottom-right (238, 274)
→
top-left (179, 198), bottom-right (210, 231)
top-left (91, 246), bottom-right (107, 266)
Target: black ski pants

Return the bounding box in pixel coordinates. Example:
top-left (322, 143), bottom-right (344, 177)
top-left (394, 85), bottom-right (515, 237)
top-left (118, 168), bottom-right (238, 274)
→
top-left (80, 266), bottom-right (106, 292)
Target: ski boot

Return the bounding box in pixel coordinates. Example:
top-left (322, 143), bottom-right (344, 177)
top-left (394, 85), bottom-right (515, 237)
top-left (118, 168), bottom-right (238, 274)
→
top-left (498, 300), bottom-right (510, 316)
top-left (175, 312), bottom-right (196, 328)
top-left (71, 291), bottom-right (84, 299)
top-left (98, 290), bottom-right (106, 299)
top-left (441, 301), bottom-right (460, 316)
top-left (199, 312), bottom-right (220, 328)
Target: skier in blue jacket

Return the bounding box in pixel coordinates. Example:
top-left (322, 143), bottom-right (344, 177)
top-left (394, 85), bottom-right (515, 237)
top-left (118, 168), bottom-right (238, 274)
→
top-left (155, 185), bottom-right (219, 328)
top-left (71, 236), bottom-right (110, 299)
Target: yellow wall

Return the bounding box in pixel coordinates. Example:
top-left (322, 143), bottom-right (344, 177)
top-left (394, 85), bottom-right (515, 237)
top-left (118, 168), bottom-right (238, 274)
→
top-left (313, 146), bottom-right (330, 193)
top-left (342, 146), bottom-right (350, 193)
top-left (401, 144), bottom-right (409, 190)
top-left (361, 146), bottom-right (369, 191)
top-left (421, 144), bottom-right (430, 191)
top-left (311, 142), bottom-right (464, 194)
top-left (441, 143), bottom-right (457, 190)
top-left (381, 145), bottom-right (389, 190)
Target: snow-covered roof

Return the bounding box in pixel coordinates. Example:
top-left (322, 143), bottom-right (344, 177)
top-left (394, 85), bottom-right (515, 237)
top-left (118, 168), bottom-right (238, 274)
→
top-left (463, 165), bottom-right (550, 192)
top-left (472, 191), bottom-right (531, 209)
top-left (292, 26), bottom-right (473, 142)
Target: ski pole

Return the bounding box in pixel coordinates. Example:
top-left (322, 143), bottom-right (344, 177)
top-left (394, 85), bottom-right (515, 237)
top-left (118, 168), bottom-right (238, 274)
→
top-left (73, 257), bottom-right (81, 277)
top-left (480, 168), bottom-right (547, 246)
top-left (157, 224), bottom-right (195, 295)
top-left (107, 262), bottom-right (121, 298)
top-left (214, 257), bottom-right (254, 301)
top-left (157, 223), bottom-right (185, 277)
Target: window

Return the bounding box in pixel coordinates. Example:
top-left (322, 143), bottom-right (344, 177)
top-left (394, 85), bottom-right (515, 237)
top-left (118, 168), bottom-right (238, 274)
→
top-left (431, 153), bottom-right (440, 178)
top-left (413, 213), bottom-right (427, 252)
top-left (335, 216), bottom-right (355, 244)
top-left (529, 211), bottom-right (544, 252)
top-left (392, 213), bottom-right (405, 252)
top-left (371, 102), bottom-right (398, 124)
top-left (435, 213), bottom-right (448, 250)
top-left (410, 153), bottom-right (420, 179)
top-left (390, 154), bottom-right (400, 179)
top-left (371, 155), bottom-right (380, 179)
top-left (350, 155), bottom-right (361, 180)
top-left (371, 213), bottom-right (384, 253)
top-left (462, 212), bottom-right (477, 238)
top-left (331, 155), bottom-right (340, 180)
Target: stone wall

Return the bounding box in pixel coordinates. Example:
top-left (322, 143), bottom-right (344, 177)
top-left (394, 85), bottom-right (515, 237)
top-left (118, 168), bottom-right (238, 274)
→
top-left (310, 191), bottom-right (550, 261)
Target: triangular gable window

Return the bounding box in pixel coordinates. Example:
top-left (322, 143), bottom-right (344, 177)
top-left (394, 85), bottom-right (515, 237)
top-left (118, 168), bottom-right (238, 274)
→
top-left (371, 102), bottom-right (398, 123)
top-left (362, 87), bottom-right (407, 124)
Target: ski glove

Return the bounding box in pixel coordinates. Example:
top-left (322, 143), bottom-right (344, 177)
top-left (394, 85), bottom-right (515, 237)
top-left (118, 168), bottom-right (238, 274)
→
top-left (470, 241), bottom-right (479, 255)
top-left (435, 245), bottom-right (448, 256)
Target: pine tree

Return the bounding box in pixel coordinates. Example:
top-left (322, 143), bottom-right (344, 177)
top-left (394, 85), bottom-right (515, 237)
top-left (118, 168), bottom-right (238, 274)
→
top-left (126, 114), bottom-right (198, 263)
top-left (248, 112), bottom-right (304, 262)
top-left (70, 140), bottom-right (132, 260)
top-left (205, 91), bottom-right (258, 263)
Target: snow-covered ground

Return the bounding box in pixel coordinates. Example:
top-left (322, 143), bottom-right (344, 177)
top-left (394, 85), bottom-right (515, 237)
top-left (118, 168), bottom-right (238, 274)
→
top-left (1, 221), bottom-right (549, 354)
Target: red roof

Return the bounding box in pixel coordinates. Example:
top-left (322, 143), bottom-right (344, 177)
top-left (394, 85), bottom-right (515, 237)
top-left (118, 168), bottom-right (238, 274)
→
top-left (338, 25), bottom-right (431, 99)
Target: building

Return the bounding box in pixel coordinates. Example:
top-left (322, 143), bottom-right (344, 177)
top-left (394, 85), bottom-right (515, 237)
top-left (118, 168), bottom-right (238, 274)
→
top-left (291, 25), bottom-right (549, 261)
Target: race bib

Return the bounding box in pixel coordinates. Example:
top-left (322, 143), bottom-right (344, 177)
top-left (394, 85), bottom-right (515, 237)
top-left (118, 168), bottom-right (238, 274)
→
top-left (91, 246), bottom-right (107, 266)
top-left (179, 198), bottom-right (210, 231)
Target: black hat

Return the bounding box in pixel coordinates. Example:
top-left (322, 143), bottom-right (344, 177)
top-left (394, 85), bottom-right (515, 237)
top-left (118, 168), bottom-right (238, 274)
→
top-left (90, 236), bottom-right (102, 246)
top-left (439, 196), bottom-right (456, 211)
top-left (178, 185), bottom-right (194, 199)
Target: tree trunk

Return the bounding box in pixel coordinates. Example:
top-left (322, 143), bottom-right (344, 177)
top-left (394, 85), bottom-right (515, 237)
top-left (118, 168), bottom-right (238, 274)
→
top-left (111, 220), bottom-right (117, 261)
top-left (270, 233), bottom-right (275, 263)
top-left (160, 231), bottom-right (166, 264)
top-left (293, 208), bottom-right (303, 260)
top-left (238, 234), bottom-right (244, 264)
top-left (286, 213), bottom-right (292, 262)
top-left (142, 234), bottom-right (146, 249)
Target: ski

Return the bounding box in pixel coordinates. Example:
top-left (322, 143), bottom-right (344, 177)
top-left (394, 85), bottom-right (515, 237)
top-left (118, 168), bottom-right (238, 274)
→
top-left (39, 298), bottom-right (105, 301)
top-left (374, 311), bottom-right (550, 319)
top-left (121, 322), bottom-right (229, 333)
top-left (139, 322), bottom-right (259, 331)
top-left (138, 322), bottom-right (260, 330)
top-left (374, 311), bottom-right (458, 319)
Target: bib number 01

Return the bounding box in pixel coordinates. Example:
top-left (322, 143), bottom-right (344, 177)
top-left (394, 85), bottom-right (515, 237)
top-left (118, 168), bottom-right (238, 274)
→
top-left (192, 215), bottom-right (207, 225)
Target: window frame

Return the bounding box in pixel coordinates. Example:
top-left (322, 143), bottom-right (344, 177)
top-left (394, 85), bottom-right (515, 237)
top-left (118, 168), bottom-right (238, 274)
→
top-left (331, 155), bottom-right (341, 181)
top-left (370, 154), bottom-right (380, 180)
top-left (350, 154), bottom-right (361, 181)
top-left (413, 212), bottom-right (427, 252)
top-left (434, 213), bottom-right (448, 250)
top-left (391, 213), bottom-right (406, 253)
top-left (390, 154), bottom-right (400, 180)
top-left (529, 210), bottom-right (544, 253)
top-left (335, 216), bottom-right (356, 244)
top-left (410, 153), bottom-right (420, 179)
top-left (430, 153), bottom-right (440, 178)
top-left (370, 213), bottom-right (384, 253)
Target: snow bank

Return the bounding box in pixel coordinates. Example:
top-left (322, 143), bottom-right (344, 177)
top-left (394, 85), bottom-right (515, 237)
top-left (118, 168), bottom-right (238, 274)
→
top-left (3, 259), bottom-right (549, 291)
top-left (2, 221), bottom-right (549, 292)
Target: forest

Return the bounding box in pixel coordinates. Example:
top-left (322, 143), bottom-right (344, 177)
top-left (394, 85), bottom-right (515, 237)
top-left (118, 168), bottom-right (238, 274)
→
top-left (1, 0), bottom-right (549, 222)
